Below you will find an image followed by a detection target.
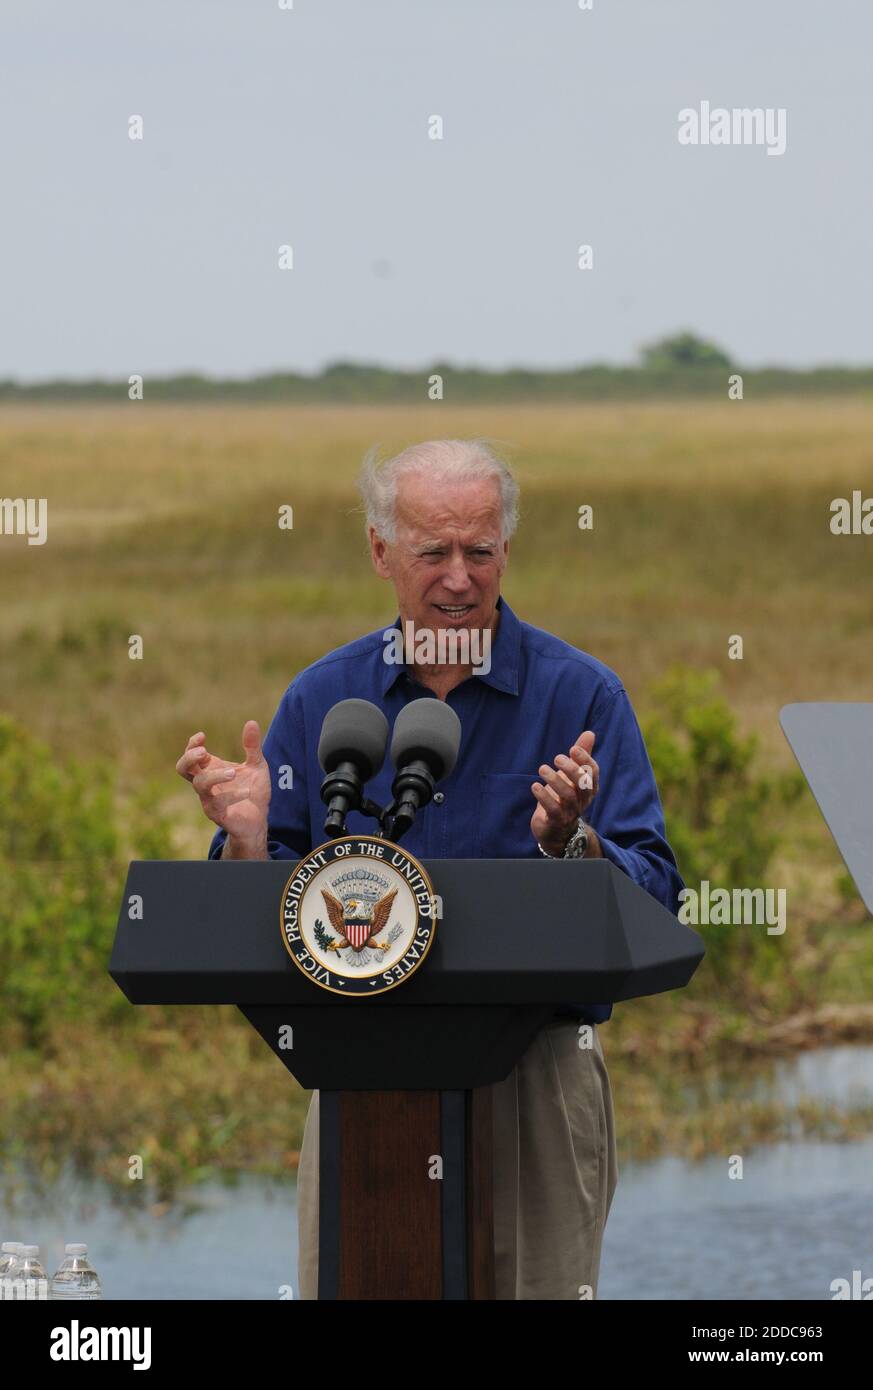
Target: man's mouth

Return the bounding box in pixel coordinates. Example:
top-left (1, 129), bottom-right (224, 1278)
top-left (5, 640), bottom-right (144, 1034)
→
top-left (433, 603), bottom-right (475, 621)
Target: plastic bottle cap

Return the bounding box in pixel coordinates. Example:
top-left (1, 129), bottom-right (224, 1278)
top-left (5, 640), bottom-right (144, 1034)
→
top-left (65, 1244), bottom-right (87, 1255)
top-left (21, 1245), bottom-right (39, 1256)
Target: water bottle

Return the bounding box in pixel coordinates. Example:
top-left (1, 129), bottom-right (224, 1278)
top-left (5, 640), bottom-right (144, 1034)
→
top-left (0, 1242), bottom-right (23, 1297)
top-left (50, 1244), bottom-right (102, 1301)
top-left (17, 1247), bottom-right (48, 1300)
top-left (0, 1242), bottom-right (23, 1276)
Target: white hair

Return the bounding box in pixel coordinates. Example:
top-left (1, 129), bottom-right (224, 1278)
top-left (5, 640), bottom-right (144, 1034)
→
top-left (357, 438), bottom-right (520, 544)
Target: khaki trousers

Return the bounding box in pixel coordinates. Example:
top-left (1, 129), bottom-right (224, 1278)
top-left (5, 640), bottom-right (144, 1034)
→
top-left (296, 1018), bottom-right (618, 1301)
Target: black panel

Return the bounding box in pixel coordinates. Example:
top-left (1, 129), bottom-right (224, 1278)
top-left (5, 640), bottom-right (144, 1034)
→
top-left (240, 1004), bottom-right (553, 1089)
top-left (440, 1091), bottom-right (468, 1300)
top-left (110, 858), bottom-right (704, 1008)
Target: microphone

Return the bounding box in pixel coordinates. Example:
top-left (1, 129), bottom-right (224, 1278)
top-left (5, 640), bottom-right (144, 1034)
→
top-left (387, 698), bottom-right (462, 841)
top-left (318, 699), bottom-right (389, 837)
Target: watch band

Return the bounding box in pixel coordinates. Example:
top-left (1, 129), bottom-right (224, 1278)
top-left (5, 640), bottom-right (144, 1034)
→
top-left (538, 819), bottom-right (588, 859)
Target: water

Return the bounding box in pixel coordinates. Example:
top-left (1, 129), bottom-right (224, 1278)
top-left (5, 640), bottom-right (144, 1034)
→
top-left (51, 1247), bottom-right (103, 1300)
top-left (0, 1176), bottom-right (298, 1300)
top-left (598, 1043), bottom-right (873, 1300)
top-left (1, 1045), bottom-right (871, 1300)
top-left (599, 1138), bottom-right (873, 1300)
top-left (678, 1043), bottom-right (873, 1111)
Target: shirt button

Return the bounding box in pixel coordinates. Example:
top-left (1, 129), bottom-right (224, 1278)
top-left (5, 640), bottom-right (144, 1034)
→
top-left (433, 792), bottom-right (445, 804)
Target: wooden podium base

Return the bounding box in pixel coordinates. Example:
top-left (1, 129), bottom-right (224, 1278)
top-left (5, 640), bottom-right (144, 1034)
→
top-left (317, 1087), bottom-right (494, 1300)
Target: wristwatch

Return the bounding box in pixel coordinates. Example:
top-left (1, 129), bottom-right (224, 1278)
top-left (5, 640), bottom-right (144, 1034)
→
top-left (538, 819), bottom-right (589, 860)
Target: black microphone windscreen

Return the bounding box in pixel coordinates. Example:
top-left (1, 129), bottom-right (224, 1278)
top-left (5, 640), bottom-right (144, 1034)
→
top-left (317, 699), bottom-right (389, 778)
top-left (390, 698), bottom-right (462, 780)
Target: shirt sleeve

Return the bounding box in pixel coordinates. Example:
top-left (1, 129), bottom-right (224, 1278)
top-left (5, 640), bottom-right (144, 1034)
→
top-left (207, 681), bottom-right (312, 862)
top-left (585, 685), bottom-right (685, 915)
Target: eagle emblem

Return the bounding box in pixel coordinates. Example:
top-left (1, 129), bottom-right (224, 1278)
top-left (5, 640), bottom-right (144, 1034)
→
top-left (319, 886), bottom-right (398, 952)
top-left (280, 836), bottom-right (437, 996)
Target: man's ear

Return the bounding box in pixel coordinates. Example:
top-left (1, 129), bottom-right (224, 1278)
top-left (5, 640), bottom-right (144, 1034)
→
top-left (369, 527), bottom-right (392, 580)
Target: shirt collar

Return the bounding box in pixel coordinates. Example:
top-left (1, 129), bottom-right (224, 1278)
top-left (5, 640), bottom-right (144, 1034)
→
top-left (379, 594), bottom-right (521, 697)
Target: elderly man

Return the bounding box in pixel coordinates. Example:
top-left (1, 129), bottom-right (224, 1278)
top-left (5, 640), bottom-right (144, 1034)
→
top-left (177, 438), bottom-right (683, 1300)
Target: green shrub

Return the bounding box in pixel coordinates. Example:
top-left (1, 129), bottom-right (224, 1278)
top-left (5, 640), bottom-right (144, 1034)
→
top-left (0, 714), bottom-right (173, 1045)
top-left (642, 668), bottom-right (805, 985)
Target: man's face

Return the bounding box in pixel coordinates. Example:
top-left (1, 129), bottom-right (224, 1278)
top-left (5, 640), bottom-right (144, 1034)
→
top-left (369, 472), bottom-right (508, 636)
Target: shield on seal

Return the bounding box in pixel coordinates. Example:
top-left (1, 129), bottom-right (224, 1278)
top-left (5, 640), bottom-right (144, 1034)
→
top-left (342, 897), bottom-right (374, 950)
top-left (320, 884), bottom-right (399, 953)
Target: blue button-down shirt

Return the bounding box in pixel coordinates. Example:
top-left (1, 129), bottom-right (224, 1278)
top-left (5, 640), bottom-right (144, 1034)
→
top-left (208, 596), bottom-right (683, 1023)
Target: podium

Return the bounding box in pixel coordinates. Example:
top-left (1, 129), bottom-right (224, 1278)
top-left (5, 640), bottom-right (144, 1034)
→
top-left (110, 857), bottom-right (703, 1300)
top-left (781, 703), bottom-right (873, 915)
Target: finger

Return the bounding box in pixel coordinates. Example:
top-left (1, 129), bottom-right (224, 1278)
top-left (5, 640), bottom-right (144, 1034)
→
top-left (193, 766), bottom-right (237, 795)
top-left (535, 783), bottom-right (572, 824)
top-left (568, 745), bottom-right (599, 781)
top-left (572, 731), bottom-right (596, 757)
top-left (531, 783), bottom-right (564, 818)
top-left (556, 752), bottom-right (596, 792)
top-left (539, 763), bottom-right (576, 799)
top-left (531, 783), bottom-right (558, 811)
top-left (242, 720), bottom-right (263, 765)
top-left (185, 732), bottom-right (206, 750)
top-left (176, 744), bottom-right (211, 779)
top-left (555, 754), bottom-right (585, 790)
top-left (538, 763), bottom-right (578, 808)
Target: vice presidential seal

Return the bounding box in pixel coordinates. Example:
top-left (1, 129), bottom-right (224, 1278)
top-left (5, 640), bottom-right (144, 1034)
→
top-left (279, 835), bottom-right (438, 996)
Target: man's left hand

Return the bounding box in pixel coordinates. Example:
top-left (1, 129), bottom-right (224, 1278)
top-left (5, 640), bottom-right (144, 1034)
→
top-left (531, 730), bottom-right (599, 857)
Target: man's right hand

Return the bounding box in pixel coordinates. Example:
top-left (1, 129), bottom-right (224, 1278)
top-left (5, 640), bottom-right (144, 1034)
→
top-left (176, 720), bottom-right (271, 858)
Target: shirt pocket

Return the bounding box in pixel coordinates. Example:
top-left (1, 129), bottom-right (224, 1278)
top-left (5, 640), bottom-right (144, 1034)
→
top-left (475, 771), bottom-right (539, 858)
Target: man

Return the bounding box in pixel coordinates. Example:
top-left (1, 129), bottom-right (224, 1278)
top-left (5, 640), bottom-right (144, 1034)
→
top-left (176, 438), bottom-right (683, 1300)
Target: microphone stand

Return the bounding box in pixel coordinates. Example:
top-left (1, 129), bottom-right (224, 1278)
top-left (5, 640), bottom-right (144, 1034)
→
top-left (321, 768), bottom-right (434, 845)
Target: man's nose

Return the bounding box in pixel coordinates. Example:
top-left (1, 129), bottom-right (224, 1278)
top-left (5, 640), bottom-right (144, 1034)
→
top-left (441, 553), bottom-right (473, 592)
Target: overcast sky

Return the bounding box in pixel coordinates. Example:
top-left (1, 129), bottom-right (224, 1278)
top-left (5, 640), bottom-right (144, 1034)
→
top-left (2, 0), bottom-right (871, 380)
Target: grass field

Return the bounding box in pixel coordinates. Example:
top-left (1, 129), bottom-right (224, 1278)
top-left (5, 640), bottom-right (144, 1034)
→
top-left (2, 399), bottom-right (872, 1192)
top-left (3, 400), bottom-right (873, 793)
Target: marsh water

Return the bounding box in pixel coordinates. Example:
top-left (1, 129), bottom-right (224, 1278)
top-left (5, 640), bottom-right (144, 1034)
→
top-left (3, 1045), bottom-right (872, 1300)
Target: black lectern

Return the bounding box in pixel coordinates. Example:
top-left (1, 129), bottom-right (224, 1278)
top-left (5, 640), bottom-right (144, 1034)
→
top-left (110, 857), bottom-right (703, 1299)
